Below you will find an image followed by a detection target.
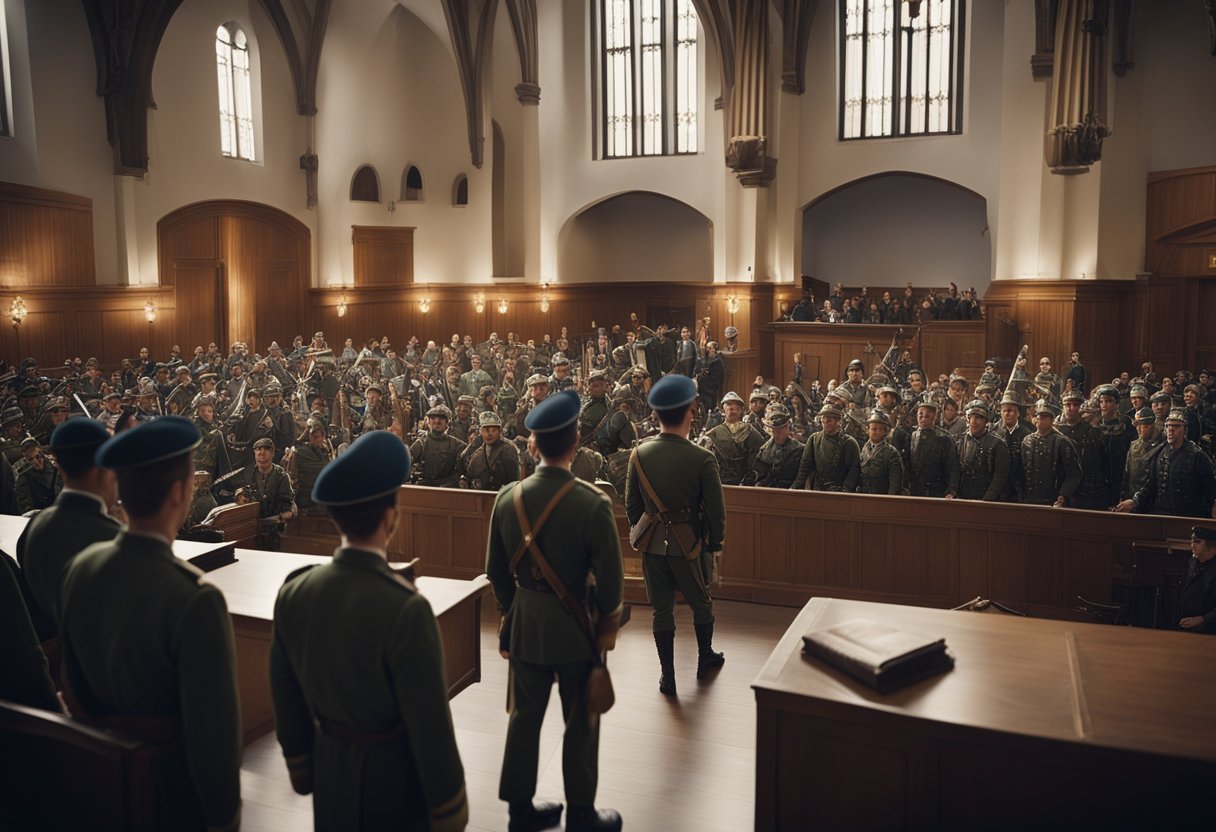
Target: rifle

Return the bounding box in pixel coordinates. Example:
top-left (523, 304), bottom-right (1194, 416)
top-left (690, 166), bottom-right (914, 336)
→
top-left (72, 393), bottom-right (97, 420)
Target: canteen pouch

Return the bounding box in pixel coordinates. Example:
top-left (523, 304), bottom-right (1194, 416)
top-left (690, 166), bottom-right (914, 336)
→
top-left (585, 659), bottom-right (615, 716)
top-left (628, 511), bottom-right (657, 552)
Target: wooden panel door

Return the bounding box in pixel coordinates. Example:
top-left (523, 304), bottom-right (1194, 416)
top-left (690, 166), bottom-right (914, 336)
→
top-left (174, 260), bottom-right (224, 354)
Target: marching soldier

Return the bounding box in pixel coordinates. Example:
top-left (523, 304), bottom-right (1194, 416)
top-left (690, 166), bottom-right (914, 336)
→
top-left (955, 400), bottom-right (1010, 501)
top-left (993, 391), bottom-right (1032, 502)
top-left (1116, 410), bottom-right (1216, 518)
top-left (1121, 407), bottom-right (1163, 501)
top-left (58, 417), bottom-right (242, 831)
top-left (703, 392), bottom-right (765, 486)
top-left (906, 400), bottom-right (960, 499)
top-left (858, 410), bottom-right (908, 495)
top-left (460, 411), bottom-right (521, 491)
top-left (409, 405), bottom-right (466, 487)
top-left (1020, 400), bottom-right (1082, 507)
top-left (486, 389), bottom-right (624, 832)
top-left (793, 404), bottom-right (861, 492)
top-left (270, 431), bottom-right (469, 831)
top-left (577, 370), bottom-right (611, 445)
top-left (243, 437), bottom-right (296, 550)
top-left (751, 404), bottom-right (802, 488)
top-left (286, 420), bottom-right (332, 515)
top-left (625, 375), bottom-right (725, 698)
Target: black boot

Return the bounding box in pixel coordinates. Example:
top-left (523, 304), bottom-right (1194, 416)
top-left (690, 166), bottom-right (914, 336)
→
top-left (566, 805), bottom-right (623, 832)
top-left (695, 622), bottom-right (725, 680)
top-left (654, 630), bottom-right (676, 696)
top-left (508, 799), bottom-right (564, 832)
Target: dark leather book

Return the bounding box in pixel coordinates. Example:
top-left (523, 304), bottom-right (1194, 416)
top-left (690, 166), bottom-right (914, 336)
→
top-left (801, 618), bottom-right (954, 693)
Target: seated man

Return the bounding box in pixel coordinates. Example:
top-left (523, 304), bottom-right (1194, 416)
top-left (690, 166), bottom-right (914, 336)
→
top-left (1180, 526), bottom-right (1216, 634)
top-left (58, 417), bottom-right (242, 830)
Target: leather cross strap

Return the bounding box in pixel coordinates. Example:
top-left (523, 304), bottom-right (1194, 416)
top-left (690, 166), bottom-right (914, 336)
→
top-left (629, 448), bottom-right (669, 513)
top-left (510, 480), bottom-right (599, 654)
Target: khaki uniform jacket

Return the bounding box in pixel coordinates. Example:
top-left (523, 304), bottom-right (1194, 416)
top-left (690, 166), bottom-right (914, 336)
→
top-left (1121, 433), bottom-right (1163, 501)
top-left (409, 431), bottom-right (467, 486)
top-left (1020, 430), bottom-right (1082, 505)
top-left (753, 436), bottom-right (803, 489)
top-left (704, 421), bottom-right (766, 486)
top-left (907, 426), bottom-right (961, 497)
top-left (59, 532), bottom-right (242, 829)
top-left (625, 434), bottom-right (726, 554)
top-left (461, 439), bottom-right (521, 490)
top-left (794, 430), bottom-right (861, 492)
top-left (270, 548), bottom-right (468, 832)
top-left (486, 467), bottom-right (625, 664)
top-left (858, 441), bottom-right (908, 495)
top-left (955, 430), bottom-right (1011, 501)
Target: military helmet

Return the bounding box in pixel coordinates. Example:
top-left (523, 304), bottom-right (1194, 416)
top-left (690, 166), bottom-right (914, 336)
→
top-left (999, 391), bottom-right (1024, 408)
top-left (878, 385), bottom-right (899, 398)
top-left (479, 384), bottom-right (497, 398)
top-left (611, 386), bottom-right (638, 405)
top-left (749, 390), bottom-right (768, 403)
top-left (818, 403), bottom-right (843, 418)
top-left (866, 410), bottom-right (891, 427)
top-left (1081, 398), bottom-right (1099, 414)
top-left (525, 373), bottom-right (549, 388)
top-left (1, 406), bottom-right (23, 426)
top-left (763, 403), bottom-right (791, 427)
top-left (1095, 384), bottom-right (1118, 400)
top-left (456, 395), bottom-right (476, 406)
top-left (1033, 399), bottom-right (1057, 416)
top-left (478, 410), bottom-right (503, 428)
top-left (830, 387), bottom-right (853, 402)
top-left (46, 397), bottom-right (70, 412)
top-left (1150, 391), bottom-right (1172, 404)
top-left (1133, 407), bottom-right (1155, 425)
top-left (847, 359), bottom-right (865, 371)
top-left (264, 382), bottom-right (284, 395)
top-left (587, 368), bottom-right (609, 382)
top-left (1061, 389), bottom-right (1085, 404)
top-left (721, 391), bottom-right (745, 406)
top-left (916, 398), bottom-right (940, 412)
top-left (1165, 409), bottom-right (1186, 425)
top-left (965, 399), bottom-right (990, 419)
top-left (948, 375), bottom-right (968, 388)
top-left (724, 326), bottom-right (738, 338)
top-left (551, 353), bottom-right (570, 367)
top-left (364, 383), bottom-right (383, 395)
top-left (426, 404), bottom-right (452, 419)
top-left (1129, 385), bottom-right (1148, 398)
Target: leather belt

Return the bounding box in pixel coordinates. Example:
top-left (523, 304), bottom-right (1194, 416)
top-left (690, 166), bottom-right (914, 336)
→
top-left (318, 717), bottom-right (407, 746)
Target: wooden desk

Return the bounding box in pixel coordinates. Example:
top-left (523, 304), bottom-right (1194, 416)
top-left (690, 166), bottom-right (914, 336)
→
top-left (753, 598), bottom-right (1216, 830)
top-left (0, 514), bottom-right (234, 571)
top-left (203, 550), bottom-right (489, 743)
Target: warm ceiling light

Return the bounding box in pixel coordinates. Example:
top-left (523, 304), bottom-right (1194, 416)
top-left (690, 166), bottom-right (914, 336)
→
top-left (9, 296), bottom-right (28, 327)
top-left (337, 295), bottom-right (348, 317)
top-left (474, 291), bottom-right (485, 314)
top-left (419, 295), bottom-right (431, 314)
top-left (497, 298), bottom-right (509, 314)
top-left (144, 300), bottom-right (157, 323)
top-left (726, 294), bottom-right (740, 316)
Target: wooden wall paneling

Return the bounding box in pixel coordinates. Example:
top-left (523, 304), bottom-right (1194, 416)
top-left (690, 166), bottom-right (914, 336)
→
top-left (0, 181), bottom-right (95, 288)
top-left (918, 321), bottom-right (986, 380)
top-left (173, 261), bottom-right (224, 355)
top-left (352, 226), bottom-right (415, 286)
top-left (720, 350), bottom-right (760, 397)
top-left (791, 516), bottom-right (827, 587)
top-left (1071, 283), bottom-right (1127, 386)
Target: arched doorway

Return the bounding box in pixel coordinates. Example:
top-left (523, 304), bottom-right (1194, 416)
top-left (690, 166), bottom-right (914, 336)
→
top-left (158, 201), bottom-right (310, 353)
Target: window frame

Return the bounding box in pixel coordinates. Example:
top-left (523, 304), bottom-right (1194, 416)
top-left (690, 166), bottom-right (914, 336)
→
top-left (837, 0), bottom-right (966, 142)
top-left (216, 21), bottom-right (257, 161)
top-left (593, 0), bottom-right (701, 160)
top-left (0, 2), bottom-right (12, 138)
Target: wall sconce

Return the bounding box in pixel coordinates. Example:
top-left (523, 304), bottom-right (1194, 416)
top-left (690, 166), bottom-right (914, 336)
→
top-left (726, 294), bottom-right (740, 316)
top-left (539, 281), bottom-right (550, 314)
top-left (419, 294), bottom-right (431, 314)
top-left (10, 296), bottom-right (27, 357)
top-left (337, 295), bottom-right (348, 317)
top-left (144, 300), bottom-right (157, 324)
top-left (474, 292), bottom-right (485, 314)
top-left (497, 298), bottom-right (509, 315)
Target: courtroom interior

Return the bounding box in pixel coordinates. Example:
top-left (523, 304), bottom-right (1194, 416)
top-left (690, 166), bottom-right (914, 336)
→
top-left (2, 0), bottom-right (1216, 829)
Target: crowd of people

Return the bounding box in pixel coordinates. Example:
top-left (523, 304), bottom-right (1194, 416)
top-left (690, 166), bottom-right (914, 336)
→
top-left (781, 281), bottom-right (985, 324)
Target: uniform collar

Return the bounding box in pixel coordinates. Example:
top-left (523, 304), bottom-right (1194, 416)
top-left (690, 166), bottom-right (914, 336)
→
top-left (534, 464), bottom-right (574, 481)
top-left (57, 488), bottom-right (109, 514)
top-left (118, 529), bottom-right (174, 554)
top-left (334, 545), bottom-right (389, 568)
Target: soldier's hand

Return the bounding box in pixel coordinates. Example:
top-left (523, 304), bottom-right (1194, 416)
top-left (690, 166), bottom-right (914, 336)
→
top-left (1052, 497), bottom-right (1066, 508)
top-left (1180, 616), bottom-right (1205, 630)
top-left (1114, 499), bottom-right (1134, 513)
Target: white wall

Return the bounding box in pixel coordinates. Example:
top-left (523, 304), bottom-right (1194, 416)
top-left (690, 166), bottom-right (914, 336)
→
top-left (804, 174), bottom-right (991, 295)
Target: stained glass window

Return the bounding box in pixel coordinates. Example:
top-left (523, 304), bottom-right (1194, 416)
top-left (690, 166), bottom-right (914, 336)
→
top-left (598, 0), bottom-right (700, 159)
top-left (216, 23), bottom-right (256, 161)
top-left (840, 0), bottom-right (964, 140)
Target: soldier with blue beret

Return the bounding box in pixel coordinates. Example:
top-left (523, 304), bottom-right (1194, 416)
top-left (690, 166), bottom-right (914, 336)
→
top-left (486, 389), bottom-right (625, 832)
top-left (58, 417), bottom-right (243, 831)
top-left (625, 374), bottom-right (726, 697)
top-left (270, 430), bottom-right (469, 831)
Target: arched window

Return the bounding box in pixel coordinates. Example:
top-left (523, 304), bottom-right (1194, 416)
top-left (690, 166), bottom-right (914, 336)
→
top-left (351, 165), bottom-right (381, 202)
top-left (840, 0), bottom-right (965, 140)
top-left (402, 165), bottom-right (423, 202)
top-left (216, 23), bottom-right (256, 161)
top-left (594, 0), bottom-right (700, 159)
top-left (453, 174), bottom-right (469, 206)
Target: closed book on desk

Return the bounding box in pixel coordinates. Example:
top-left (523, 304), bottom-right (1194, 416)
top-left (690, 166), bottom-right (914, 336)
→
top-left (802, 618), bottom-right (954, 693)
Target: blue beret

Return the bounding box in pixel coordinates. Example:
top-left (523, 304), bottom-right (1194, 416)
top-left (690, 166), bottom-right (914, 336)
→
top-left (647, 374), bottom-right (697, 410)
top-left (95, 416), bottom-right (202, 470)
top-left (50, 419), bottom-right (111, 453)
top-left (524, 389), bottom-right (580, 434)
top-left (312, 430), bottom-right (410, 506)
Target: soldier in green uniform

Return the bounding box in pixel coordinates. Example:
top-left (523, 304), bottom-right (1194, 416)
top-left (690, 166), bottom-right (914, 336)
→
top-left (906, 400), bottom-right (960, 498)
top-left (461, 411), bottom-right (522, 490)
top-left (15, 437), bottom-right (63, 513)
top-left (486, 389), bottom-right (624, 832)
top-left (955, 400), bottom-right (1010, 501)
top-left (1063, 392), bottom-right (1115, 510)
top-left (451, 395), bottom-right (477, 445)
top-left (270, 431), bottom-right (469, 832)
top-left (2, 405), bottom-right (26, 466)
top-left (625, 375), bottom-right (725, 697)
top-left (184, 470), bottom-right (218, 530)
top-left (571, 444), bottom-right (607, 483)
top-left (1121, 407), bottom-right (1163, 501)
top-left (1096, 384), bottom-right (1136, 492)
top-left (1115, 410), bottom-right (1216, 518)
top-left (858, 410), bottom-right (907, 495)
top-left (1034, 356), bottom-right (1062, 402)
top-left (577, 370), bottom-right (611, 445)
top-left (743, 391), bottom-right (769, 438)
top-left (263, 382), bottom-right (299, 459)
top-left (0, 552), bottom-right (60, 712)
top-left (287, 419), bottom-right (333, 514)
top-left (751, 404), bottom-right (803, 489)
top-left (703, 391), bottom-right (766, 485)
top-left (792, 404), bottom-right (861, 492)
top-left (192, 394), bottom-right (228, 477)
top-left (509, 373), bottom-right (550, 441)
top-left (409, 405), bottom-right (467, 487)
top-left (993, 391), bottom-right (1032, 502)
top-left (1020, 400), bottom-right (1082, 507)
top-left (58, 417), bottom-right (242, 830)
top-left (16, 419), bottom-right (119, 638)
top-left (243, 437), bottom-right (296, 550)
top-left (838, 359), bottom-right (869, 407)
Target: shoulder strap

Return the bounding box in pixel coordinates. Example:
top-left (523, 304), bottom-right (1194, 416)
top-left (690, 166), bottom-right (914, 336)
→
top-left (509, 480), bottom-right (599, 653)
top-left (509, 479), bottom-right (578, 573)
top-left (629, 446), bottom-right (668, 513)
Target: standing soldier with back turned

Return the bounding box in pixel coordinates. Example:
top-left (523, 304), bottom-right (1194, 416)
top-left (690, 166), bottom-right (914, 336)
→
top-left (625, 375), bottom-right (726, 697)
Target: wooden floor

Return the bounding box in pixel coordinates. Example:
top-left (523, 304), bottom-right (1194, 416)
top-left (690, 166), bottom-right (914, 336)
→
top-left (239, 598), bottom-right (799, 831)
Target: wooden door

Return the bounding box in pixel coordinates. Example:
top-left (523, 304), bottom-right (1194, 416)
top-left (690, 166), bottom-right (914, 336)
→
top-left (174, 260), bottom-right (224, 353)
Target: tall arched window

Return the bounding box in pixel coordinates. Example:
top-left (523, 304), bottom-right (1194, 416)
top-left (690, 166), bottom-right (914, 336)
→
top-left (840, 0), bottom-right (965, 140)
top-left (216, 23), bottom-right (256, 161)
top-left (594, 0), bottom-right (700, 159)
